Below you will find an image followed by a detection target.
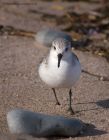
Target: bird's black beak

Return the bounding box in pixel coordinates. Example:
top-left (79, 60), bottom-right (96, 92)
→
top-left (57, 53), bottom-right (63, 68)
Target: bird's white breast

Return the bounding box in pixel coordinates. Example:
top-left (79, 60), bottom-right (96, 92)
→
top-left (39, 54), bottom-right (81, 88)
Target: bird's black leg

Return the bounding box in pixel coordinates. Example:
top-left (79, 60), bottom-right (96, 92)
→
top-left (52, 88), bottom-right (60, 105)
top-left (68, 89), bottom-right (75, 114)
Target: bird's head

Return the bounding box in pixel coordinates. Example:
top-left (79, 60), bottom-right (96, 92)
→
top-left (51, 38), bottom-right (72, 68)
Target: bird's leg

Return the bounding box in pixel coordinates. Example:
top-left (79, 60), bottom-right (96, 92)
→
top-left (52, 88), bottom-right (60, 105)
top-left (68, 89), bottom-right (75, 115)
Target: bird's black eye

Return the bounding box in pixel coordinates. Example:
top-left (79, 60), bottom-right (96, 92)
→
top-left (65, 48), bottom-right (68, 52)
top-left (54, 46), bottom-right (56, 50)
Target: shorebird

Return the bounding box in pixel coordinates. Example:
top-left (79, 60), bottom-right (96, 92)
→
top-left (38, 38), bottom-right (81, 114)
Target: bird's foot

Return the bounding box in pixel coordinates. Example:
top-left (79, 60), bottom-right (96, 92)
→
top-left (55, 101), bottom-right (61, 105)
top-left (67, 107), bottom-right (75, 115)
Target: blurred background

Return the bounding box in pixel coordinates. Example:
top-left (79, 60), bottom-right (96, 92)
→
top-left (0, 0), bottom-right (109, 59)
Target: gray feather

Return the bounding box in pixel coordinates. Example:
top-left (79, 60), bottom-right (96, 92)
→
top-left (35, 28), bottom-right (73, 48)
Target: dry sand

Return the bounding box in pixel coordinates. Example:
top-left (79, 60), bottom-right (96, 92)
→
top-left (0, 1), bottom-right (109, 139)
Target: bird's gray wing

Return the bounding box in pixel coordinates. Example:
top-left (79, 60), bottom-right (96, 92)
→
top-left (72, 53), bottom-right (79, 66)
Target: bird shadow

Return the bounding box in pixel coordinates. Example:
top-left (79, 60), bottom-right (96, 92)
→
top-left (75, 99), bottom-right (109, 109)
top-left (96, 99), bottom-right (109, 109)
top-left (75, 101), bottom-right (96, 105)
top-left (75, 107), bottom-right (100, 114)
top-left (74, 101), bottom-right (100, 114)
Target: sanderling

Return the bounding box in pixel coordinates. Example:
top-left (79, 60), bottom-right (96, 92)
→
top-left (38, 38), bottom-right (81, 114)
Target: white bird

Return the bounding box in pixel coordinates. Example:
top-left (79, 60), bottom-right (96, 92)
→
top-left (38, 38), bottom-right (81, 114)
